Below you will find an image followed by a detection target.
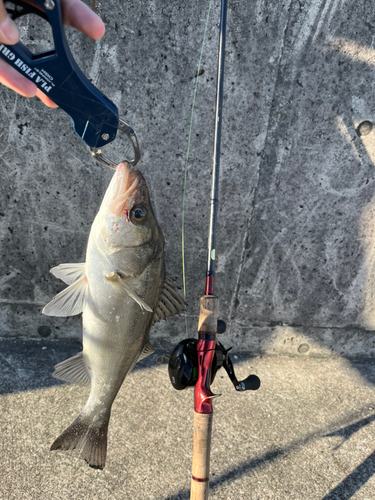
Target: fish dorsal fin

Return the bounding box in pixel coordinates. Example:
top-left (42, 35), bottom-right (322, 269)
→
top-left (152, 275), bottom-right (186, 325)
top-left (105, 271), bottom-right (153, 312)
top-left (138, 341), bottom-right (155, 361)
top-left (52, 352), bottom-right (91, 385)
top-left (42, 274), bottom-right (88, 317)
top-left (50, 263), bottom-right (86, 285)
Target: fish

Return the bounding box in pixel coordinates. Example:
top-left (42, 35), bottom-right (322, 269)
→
top-left (43, 161), bottom-right (185, 469)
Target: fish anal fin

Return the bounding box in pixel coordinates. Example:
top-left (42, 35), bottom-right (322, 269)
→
top-left (52, 352), bottom-right (91, 385)
top-left (43, 275), bottom-right (87, 317)
top-left (50, 263), bottom-right (86, 285)
top-left (152, 274), bottom-right (186, 326)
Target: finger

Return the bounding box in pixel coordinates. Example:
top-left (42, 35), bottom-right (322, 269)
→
top-left (36, 89), bottom-right (58, 108)
top-left (0, 57), bottom-right (36, 97)
top-left (62, 0), bottom-right (105, 40)
top-left (0, 59), bottom-right (58, 107)
top-left (0, 2), bottom-right (20, 44)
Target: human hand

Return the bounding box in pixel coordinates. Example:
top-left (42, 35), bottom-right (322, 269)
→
top-left (0, 0), bottom-right (105, 107)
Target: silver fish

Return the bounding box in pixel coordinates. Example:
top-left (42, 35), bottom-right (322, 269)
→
top-left (43, 162), bottom-right (184, 468)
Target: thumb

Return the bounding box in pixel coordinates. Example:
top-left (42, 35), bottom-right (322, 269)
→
top-left (0, 2), bottom-right (19, 45)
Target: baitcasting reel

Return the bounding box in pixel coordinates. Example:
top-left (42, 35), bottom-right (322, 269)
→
top-left (168, 321), bottom-right (260, 392)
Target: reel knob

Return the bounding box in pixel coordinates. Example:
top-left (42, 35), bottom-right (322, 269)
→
top-left (236, 374), bottom-right (261, 391)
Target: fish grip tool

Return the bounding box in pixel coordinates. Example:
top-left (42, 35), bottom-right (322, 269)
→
top-left (0, 0), bottom-right (140, 168)
top-left (168, 0), bottom-right (260, 498)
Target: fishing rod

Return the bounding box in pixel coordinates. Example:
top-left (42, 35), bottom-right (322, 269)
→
top-left (169, 0), bottom-right (260, 498)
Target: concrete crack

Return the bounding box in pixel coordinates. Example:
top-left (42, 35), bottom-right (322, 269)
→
top-left (228, 1), bottom-right (294, 332)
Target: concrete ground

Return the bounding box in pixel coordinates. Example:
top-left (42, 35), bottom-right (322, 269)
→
top-left (0, 339), bottom-right (375, 500)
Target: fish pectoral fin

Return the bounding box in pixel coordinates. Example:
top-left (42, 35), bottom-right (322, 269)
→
top-left (42, 274), bottom-right (88, 317)
top-left (138, 341), bottom-right (155, 361)
top-left (52, 352), bottom-right (91, 385)
top-left (105, 271), bottom-right (153, 312)
top-left (152, 274), bottom-right (186, 325)
top-left (50, 262), bottom-right (86, 285)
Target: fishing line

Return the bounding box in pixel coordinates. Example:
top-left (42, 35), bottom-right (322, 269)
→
top-left (181, 0), bottom-right (213, 336)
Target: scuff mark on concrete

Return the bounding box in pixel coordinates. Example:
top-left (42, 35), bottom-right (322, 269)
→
top-left (89, 39), bottom-right (104, 86)
top-left (228, 0), bottom-right (293, 329)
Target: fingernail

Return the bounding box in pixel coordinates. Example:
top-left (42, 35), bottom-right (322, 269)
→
top-left (0, 17), bottom-right (20, 45)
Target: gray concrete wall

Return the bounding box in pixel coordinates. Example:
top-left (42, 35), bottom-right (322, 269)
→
top-left (1, 0), bottom-right (375, 357)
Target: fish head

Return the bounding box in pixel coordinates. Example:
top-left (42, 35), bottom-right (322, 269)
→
top-left (95, 162), bottom-right (162, 253)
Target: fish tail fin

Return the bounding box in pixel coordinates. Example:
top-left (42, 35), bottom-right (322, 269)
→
top-left (50, 412), bottom-right (109, 469)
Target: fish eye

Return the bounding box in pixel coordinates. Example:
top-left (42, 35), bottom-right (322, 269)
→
top-left (130, 205), bottom-right (148, 224)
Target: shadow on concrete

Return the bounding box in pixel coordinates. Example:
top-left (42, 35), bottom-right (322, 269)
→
top-left (323, 414), bottom-right (375, 449)
top-left (350, 360), bottom-right (375, 387)
top-left (0, 338), bottom-right (79, 394)
top-left (0, 338), bottom-right (172, 395)
top-left (156, 410), bottom-right (375, 500)
top-left (0, 338), bottom-right (258, 395)
top-left (322, 450), bottom-right (375, 500)
top-left (320, 415), bottom-right (375, 499)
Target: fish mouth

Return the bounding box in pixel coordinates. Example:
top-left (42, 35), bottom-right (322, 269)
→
top-left (110, 162), bottom-right (140, 216)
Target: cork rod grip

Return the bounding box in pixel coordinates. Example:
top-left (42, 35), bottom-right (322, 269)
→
top-left (190, 411), bottom-right (214, 500)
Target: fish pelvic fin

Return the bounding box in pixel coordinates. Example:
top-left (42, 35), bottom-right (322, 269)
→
top-left (50, 263), bottom-right (86, 285)
top-left (42, 274), bottom-right (88, 317)
top-left (50, 412), bottom-right (109, 469)
top-left (105, 271), bottom-right (153, 312)
top-left (152, 274), bottom-right (186, 325)
top-left (52, 352), bottom-right (91, 385)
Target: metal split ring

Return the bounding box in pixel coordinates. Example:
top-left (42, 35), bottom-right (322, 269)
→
top-left (90, 119), bottom-right (141, 170)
